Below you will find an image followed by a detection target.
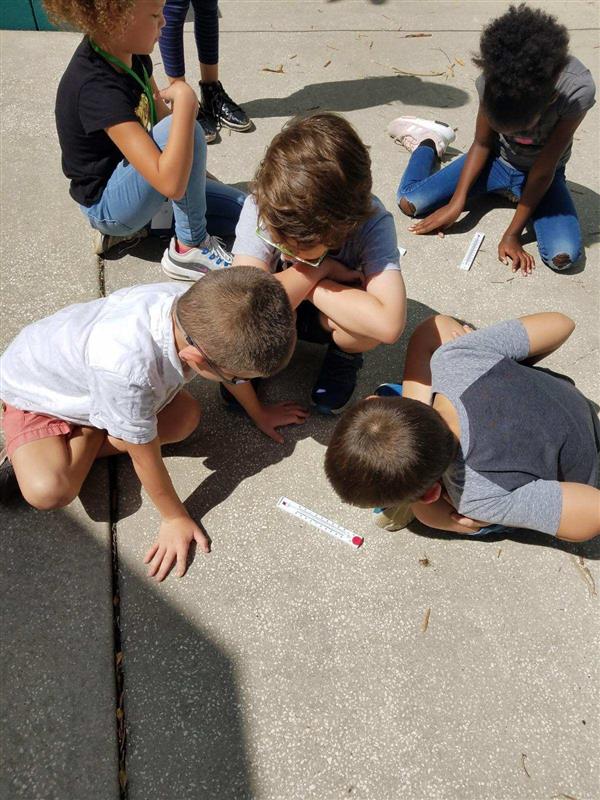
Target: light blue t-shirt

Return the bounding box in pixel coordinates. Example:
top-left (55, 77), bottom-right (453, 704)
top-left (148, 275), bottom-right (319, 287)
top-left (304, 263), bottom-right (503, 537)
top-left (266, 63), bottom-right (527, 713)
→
top-left (232, 194), bottom-right (402, 277)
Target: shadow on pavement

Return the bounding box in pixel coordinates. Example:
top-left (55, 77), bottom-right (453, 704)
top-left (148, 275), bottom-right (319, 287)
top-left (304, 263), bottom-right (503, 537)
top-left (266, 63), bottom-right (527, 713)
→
top-left (241, 74), bottom-right (470, 118)
top-left (1, 499), bottom-right (255, 799)
top-left (117, 558), bottom-right (254, 799)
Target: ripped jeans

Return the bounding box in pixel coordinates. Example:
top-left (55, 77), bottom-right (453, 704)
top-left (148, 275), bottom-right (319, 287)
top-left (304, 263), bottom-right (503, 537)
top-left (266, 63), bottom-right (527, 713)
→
top-left (397, 147), bottom-right (583, 270)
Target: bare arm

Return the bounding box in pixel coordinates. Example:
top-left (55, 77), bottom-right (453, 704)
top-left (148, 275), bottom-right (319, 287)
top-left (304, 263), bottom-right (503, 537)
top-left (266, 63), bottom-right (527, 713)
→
top-left (412, 496), bottom-right (487, 534)
top-left (402, 315), bottom-right (470, 402)
top-left (499, 114), bottom-right (586, 273)
top-left (518, 312), bottom-right (575, 362)
top-left (409, 107), bottom-right (496, 235)
top-left (309, 268), bottom-right (407, 345)
top-left (556, 483), bottom-right (600, 542)
top-left (106, 81), bottom-right (198, 200)
top-left (125, 438), bottom-right (209, 580)
top-left (504, 115), bottom-right (585, 237)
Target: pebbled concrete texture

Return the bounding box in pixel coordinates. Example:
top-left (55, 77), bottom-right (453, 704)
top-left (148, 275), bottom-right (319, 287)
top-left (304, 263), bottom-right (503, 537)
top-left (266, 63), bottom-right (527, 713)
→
top-left (1, 2), bottom-right (599, 799)
top-left (0, 32), bottom-right (119, 800)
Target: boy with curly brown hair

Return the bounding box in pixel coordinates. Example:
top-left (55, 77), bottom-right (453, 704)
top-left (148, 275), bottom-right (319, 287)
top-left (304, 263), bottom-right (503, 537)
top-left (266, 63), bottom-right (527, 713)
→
top-left (229, 112), bottom-right (407, 438)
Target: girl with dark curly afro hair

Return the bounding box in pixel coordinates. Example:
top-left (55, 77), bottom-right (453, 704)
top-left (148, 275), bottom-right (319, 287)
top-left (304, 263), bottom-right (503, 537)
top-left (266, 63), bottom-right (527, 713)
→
top-left (387, 4), bottom-right (595, 274)
top-left (44, 0), bottom-right (245, 273)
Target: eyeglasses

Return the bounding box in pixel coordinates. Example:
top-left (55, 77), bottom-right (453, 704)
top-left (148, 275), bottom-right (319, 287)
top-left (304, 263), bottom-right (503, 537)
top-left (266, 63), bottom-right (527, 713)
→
top-left (255, 225), bottom-right (328, 268)
top-left (174, 304), bottom-right (248, 385)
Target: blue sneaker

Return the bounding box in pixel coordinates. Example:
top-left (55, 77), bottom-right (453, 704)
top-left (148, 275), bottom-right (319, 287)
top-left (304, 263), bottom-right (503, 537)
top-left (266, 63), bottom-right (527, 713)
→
top-left (311, 344), bottom-right (363, 414)
top-left (374, 383), bottom-right (403, 397)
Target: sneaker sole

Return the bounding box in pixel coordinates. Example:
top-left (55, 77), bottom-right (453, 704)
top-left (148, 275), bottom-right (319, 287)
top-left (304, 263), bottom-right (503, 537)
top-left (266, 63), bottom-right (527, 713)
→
top-left (161, 254), bottom-right (210, 282)
top-left (310, 398), bottom-right (352, 416)
top-left (219, 118), bottom-right (253, 132)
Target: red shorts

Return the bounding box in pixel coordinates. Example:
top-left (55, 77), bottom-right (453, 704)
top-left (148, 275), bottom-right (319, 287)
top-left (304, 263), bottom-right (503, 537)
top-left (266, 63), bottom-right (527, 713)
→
top-left (1, 403), bottom-right (75, 460)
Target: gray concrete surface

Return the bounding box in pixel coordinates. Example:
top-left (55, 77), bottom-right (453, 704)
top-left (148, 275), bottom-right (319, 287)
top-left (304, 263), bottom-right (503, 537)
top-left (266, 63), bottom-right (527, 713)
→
top-left (0, 32), bottom-right (119, 800)
top-left (1, 2), bottom-right (599, 799)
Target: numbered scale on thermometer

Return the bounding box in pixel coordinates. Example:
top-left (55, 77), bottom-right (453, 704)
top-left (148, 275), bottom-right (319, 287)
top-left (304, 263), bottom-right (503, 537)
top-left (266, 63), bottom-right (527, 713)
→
top-left (458, 231), bottom-right (485, 271)
top-left (277, 497), bottom-right (364, 549)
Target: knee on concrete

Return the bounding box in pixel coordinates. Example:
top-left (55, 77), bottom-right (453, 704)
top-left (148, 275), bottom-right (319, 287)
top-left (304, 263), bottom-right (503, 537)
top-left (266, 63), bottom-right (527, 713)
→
top-left (550, 252), bottom-right (575, 271)
top-left (398, 196), bottom-right (416, 217)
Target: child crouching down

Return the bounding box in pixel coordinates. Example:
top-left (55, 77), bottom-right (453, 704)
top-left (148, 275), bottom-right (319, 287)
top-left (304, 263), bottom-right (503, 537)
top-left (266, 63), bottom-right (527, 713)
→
top-left (325, 313), bottom-right (600, 542)
top-left (45, 0), bottom-right (244, 270)
top-left (0, 268), bottom-right (295, 580)
top-left (388, 4), bottom-right (595, 274)
top-left (229, 112), bottom-right (407, 436)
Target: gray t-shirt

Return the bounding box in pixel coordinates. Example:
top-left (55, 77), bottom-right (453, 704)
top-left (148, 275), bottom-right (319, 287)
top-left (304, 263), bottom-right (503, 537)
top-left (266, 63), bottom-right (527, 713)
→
top-left (476, 56), bottom-right (596, 169)
top-left (232, 194), bottom-right (401, 276)
top-left (430, 320), bottom-right (599, 535)
top-left (0, 283), bottom-right (190, 444)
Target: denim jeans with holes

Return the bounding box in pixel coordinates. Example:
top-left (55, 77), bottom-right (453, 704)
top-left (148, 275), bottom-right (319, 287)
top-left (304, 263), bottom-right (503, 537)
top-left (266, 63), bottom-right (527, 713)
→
top-left (397, 147), bottom-right (582, 270)
top-left (80, 114), bottom-right (246, 246)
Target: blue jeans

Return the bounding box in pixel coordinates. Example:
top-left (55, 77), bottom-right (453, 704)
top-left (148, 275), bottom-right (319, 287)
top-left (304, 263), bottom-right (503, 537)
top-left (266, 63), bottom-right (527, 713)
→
top-left (397, 147), bottom-right (582, 270)
top-left (81, 115), bottom-right (246, 245)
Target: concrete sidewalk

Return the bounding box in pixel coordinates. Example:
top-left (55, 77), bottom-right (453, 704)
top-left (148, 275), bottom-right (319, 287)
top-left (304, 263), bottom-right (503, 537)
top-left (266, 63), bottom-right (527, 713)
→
top-left (1, 2), bottom-right (599, 798)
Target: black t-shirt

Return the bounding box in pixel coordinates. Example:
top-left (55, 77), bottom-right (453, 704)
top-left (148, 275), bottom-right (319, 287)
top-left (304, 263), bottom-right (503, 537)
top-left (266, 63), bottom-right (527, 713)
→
top-left (55, 37), bottom-right (153, 206)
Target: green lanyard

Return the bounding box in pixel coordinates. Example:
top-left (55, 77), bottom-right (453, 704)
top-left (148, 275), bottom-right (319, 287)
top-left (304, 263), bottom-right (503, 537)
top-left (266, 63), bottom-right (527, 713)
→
top-left (89, 39), bottom-right (157, 128)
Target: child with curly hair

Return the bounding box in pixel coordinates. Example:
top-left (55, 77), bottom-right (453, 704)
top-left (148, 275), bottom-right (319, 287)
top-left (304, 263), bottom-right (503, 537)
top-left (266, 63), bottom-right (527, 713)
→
top-left (387, 4), bottom-right (595, 274)
top-left (44, 0), bottom-right (244, 271)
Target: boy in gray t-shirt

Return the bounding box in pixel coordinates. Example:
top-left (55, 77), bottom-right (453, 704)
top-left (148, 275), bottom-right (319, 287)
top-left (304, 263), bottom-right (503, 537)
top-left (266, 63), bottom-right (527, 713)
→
top-left (325, 313), bottom-right (600, 542)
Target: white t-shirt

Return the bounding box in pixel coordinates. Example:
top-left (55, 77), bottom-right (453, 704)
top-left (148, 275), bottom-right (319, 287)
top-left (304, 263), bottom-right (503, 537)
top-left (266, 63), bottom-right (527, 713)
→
top-left (0, 283), bottom-right (190, 444)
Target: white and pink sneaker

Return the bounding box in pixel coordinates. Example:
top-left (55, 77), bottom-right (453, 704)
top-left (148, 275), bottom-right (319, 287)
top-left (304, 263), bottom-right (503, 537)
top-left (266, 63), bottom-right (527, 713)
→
top-left (387, 116), bottom-right (456, 158)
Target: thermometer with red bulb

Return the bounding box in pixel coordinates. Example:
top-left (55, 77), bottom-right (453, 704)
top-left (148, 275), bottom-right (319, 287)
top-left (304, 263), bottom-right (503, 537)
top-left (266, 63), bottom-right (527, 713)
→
top-left (277, 496), bottom-right (364, 549)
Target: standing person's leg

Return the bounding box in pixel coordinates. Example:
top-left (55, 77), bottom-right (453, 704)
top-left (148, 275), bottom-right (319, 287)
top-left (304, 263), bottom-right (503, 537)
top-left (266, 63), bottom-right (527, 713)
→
top-left (530, 169), bottom-right (583, 270)
top-left (159, 0), bottom-right (190, 81)
top-left (160, 0), bottom-right (218, 142)
top-left (194, 0), bottom-right (251, 132)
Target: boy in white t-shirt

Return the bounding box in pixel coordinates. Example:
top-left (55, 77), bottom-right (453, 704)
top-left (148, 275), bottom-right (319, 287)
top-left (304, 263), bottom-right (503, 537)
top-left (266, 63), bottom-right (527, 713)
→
top-left (0, 268), bottom-right (295, 581)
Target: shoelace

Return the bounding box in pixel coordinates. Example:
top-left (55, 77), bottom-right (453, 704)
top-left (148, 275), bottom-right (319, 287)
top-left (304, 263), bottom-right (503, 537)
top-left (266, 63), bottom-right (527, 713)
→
top-left (212, 83), bottom-right (239, 127)
top-left (200, 235), bottom-right (232, 266)
top-left (399, 134), bottom-right (419, 151)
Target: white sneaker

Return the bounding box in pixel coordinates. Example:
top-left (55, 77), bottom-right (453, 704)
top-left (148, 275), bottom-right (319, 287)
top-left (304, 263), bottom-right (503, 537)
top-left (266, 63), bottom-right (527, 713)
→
top-left (387, 116), bottom-right (455, 158)
top-left (161, 235), bottom-right (232, 281)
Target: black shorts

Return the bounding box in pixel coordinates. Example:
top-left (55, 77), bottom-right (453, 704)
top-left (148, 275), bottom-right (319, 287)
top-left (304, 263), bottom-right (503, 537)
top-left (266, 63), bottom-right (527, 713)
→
top-left (295, 301), bottom-right (333, 345)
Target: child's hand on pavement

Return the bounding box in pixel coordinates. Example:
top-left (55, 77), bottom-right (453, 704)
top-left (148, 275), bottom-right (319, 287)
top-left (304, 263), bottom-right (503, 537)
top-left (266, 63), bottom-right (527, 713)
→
top-left (254, 401), bottom-right (309, 444)
top-left (408, 202), bottom-right (461, 236)
top-left (498, 232), bottom-right (535, 275)
top-left (144, 514), bottom-right (210, 581)
top-left (441, 490), bottom-right (487, 534)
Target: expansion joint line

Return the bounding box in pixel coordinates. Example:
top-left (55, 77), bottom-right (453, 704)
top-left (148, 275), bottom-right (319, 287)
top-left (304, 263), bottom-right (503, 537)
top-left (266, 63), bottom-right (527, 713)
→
top-left (98, 253), bottom-right (128, 799)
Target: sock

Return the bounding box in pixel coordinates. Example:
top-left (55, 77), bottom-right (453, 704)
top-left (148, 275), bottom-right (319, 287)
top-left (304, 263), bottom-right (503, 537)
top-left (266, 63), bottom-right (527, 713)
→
top-left (417, 138), bottom-right (437, 153)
